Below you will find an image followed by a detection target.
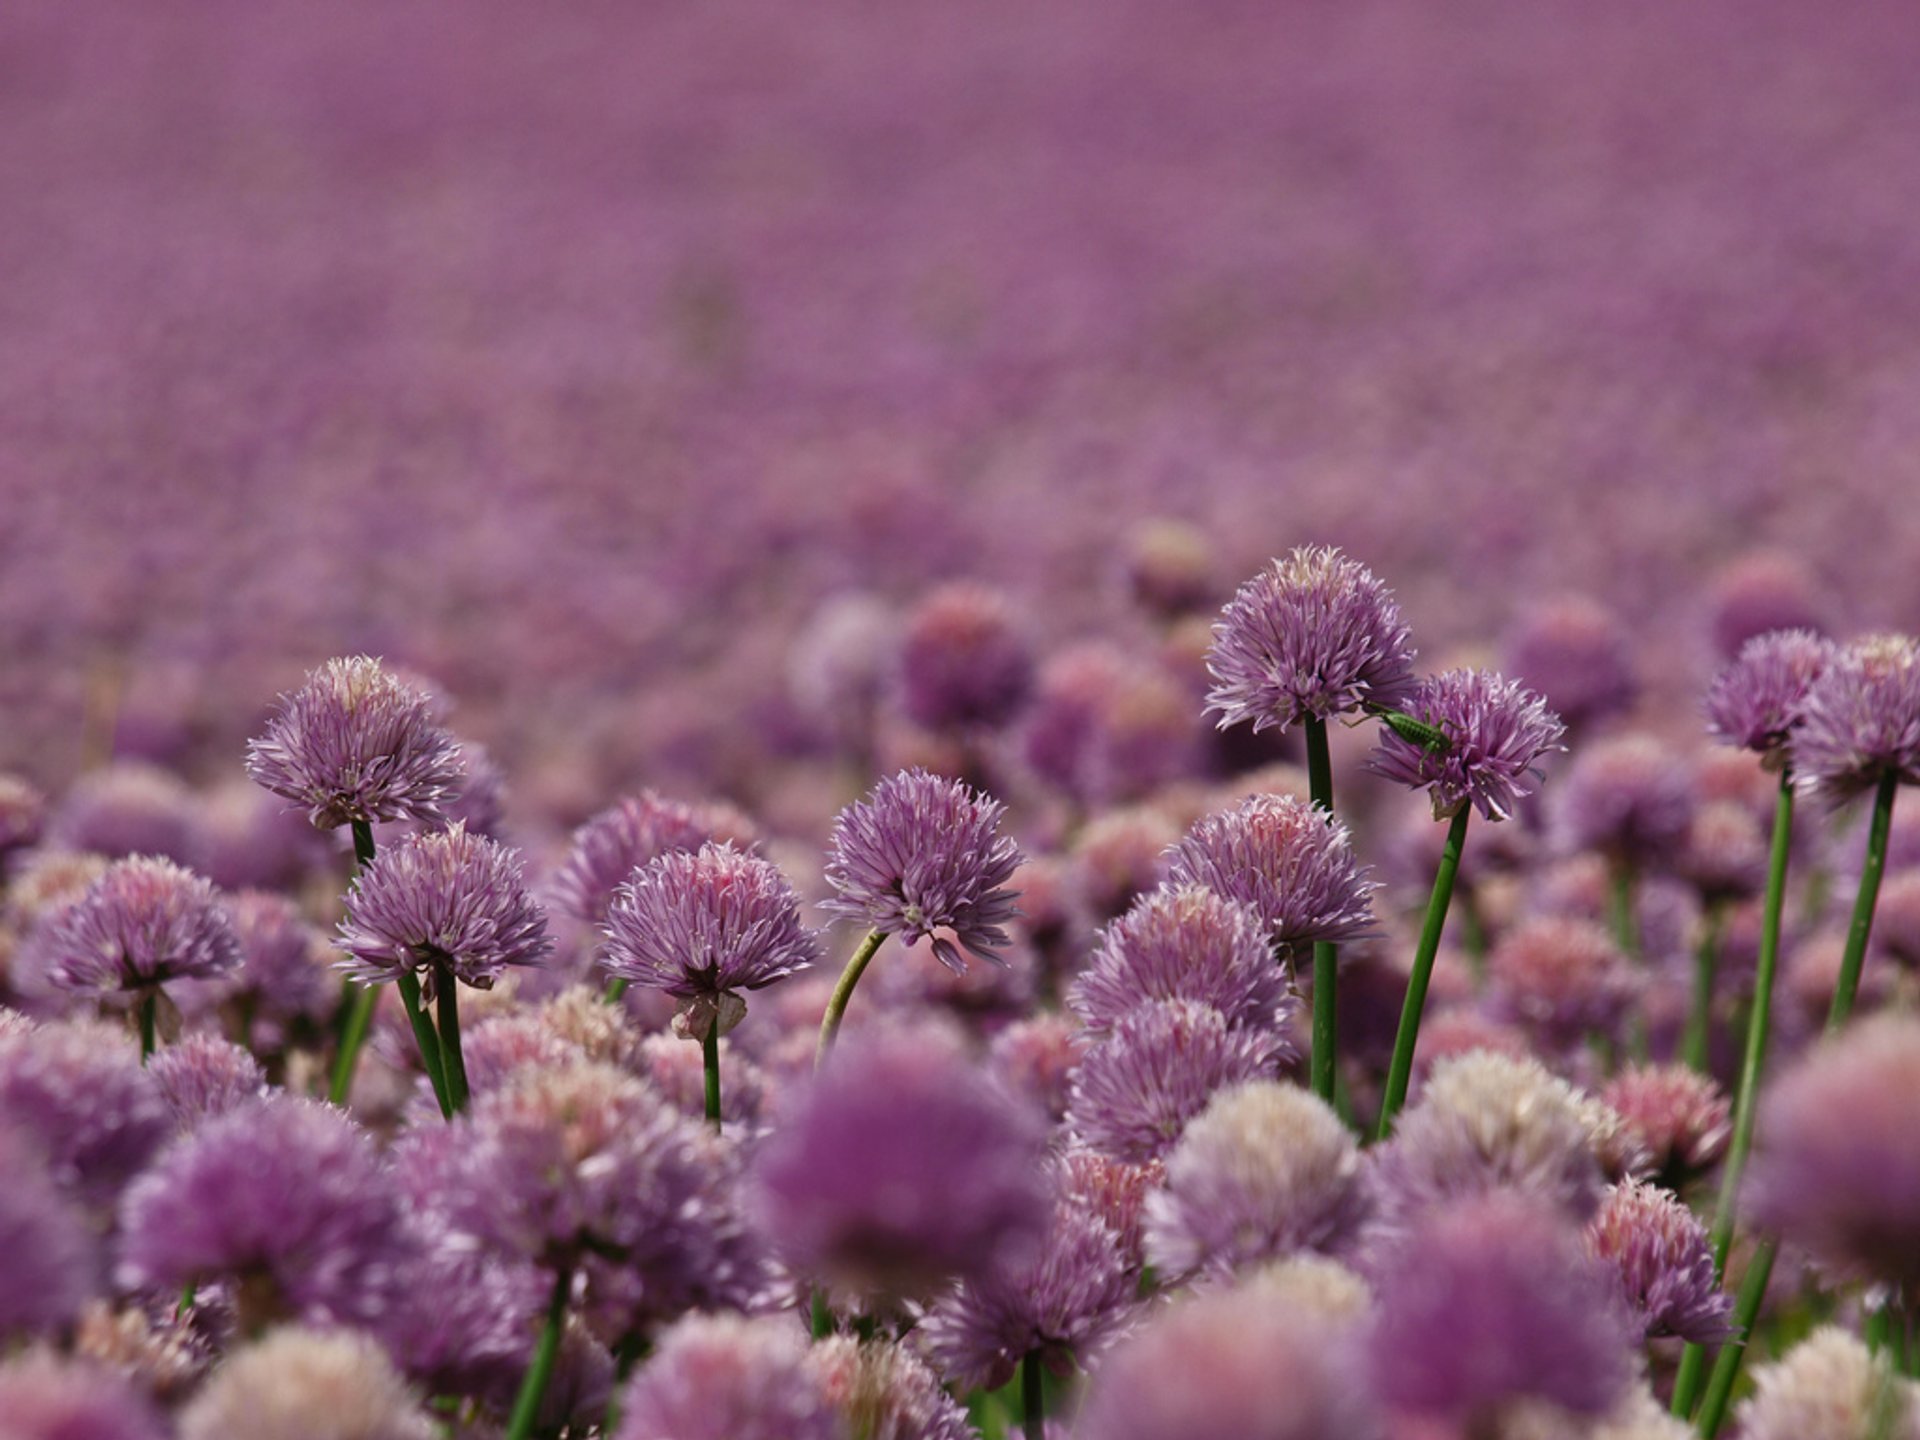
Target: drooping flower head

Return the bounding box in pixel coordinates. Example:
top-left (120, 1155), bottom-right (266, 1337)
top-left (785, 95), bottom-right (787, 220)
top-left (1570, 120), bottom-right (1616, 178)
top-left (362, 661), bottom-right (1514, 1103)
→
top-left (1790, 633), bottom-right (1920, 805)
top-left (548, 791), bottom-right (742, 929)
top-left (613, 1314), bottom-right (840, 1440)
top-left (602, 842), bottom-right (820, 1036)
top-left (1736, 1327), bottom-right (1919, 1440)
top-left (336, 822), bottom-right (552, 992)
top-left (821, 768), bottom-right (1024, 972)
top-left (1704, 628), bottom-right (1834, 762)
top-left (34, 856), bottom-right (240, 998)
top-left (1369, 668), bottom-right (1566, 822)
top-left (1070, 885), bottom-right (1290, 1036)
top-left (1165, 793), bottom-right (1375, 956)
top-left (1585, 1179), bottom-right (1732, 1344)
top-left (178, 1326), bottom-right (436, 1440)
top-left (749, 1026), bottom-right (1049, 1304)
top-left (895, 582), bottom-right (1035, 733)
top-left (1205, 545), bottom-right (1416, 734)
top-left (245, 656), bottom-right (465, 830)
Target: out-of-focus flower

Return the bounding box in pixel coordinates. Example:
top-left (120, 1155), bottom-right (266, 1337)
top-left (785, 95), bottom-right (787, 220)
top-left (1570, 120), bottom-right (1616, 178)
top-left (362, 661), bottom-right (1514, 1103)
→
top-left (1585, 1179), bottom-right (1732, 1343)
top-left (1704, 629), bottom-right (1834, 762)
top-left (1069, 805), bottom-right (1181, 921)
top-left (0, 1019), bottom-right (171, 1210)
top-left (46, 764), bottom-right (206, 868)
top-left (0, 772), bottom-right (46, 856)
top-left (896, 582), bottom-right (1034, 733)
top-left (146, 1033), bottom-right (266, 1126)
top-left (987, 1013), bottom-right (1086, 1122)
top-left (1069, 885), bottom-right (1289, 1036)
top-left (336, 822), bottom-right (552, 992)
top-left (1600, 1064), bottom-right (1730, 1185)
top-left (1550, 733), bottom-right (1698, 867)
top-left (1679, 799), bottom-right (1770, 901)
top-left (0, 1352), bottom-right (167, 1440)
top-left (1706, 552), bottom-right (1828, 661)
top-left (613, 1314), bottom-right (840, 1440)
top-left (245, 657), bottom-right (464, 830)
top-left (1121, 517), bottom-right (1219, 619)
top-left (1736, 1327), bottom-right (1919, 1440)
top-left (1368, 668), bottom-right (1565, 822)
top-left (1021, 643), bottom-right (1195, 805)
top-left (808, 1337), bottom-right (974, 1440)
top-left (1790, 633), bottom-right (1920, 805)
top-left (820, 768), bottom-right (1023, 972)
top-left (547, 791), bottom-right (740, 930)
top-left (1503, 596), bottom-right (1638, 733)
top-left (0, 1126), bottom-right (97, 1340)
top-left (177, 1327), bottom-right (436, 1440)
top-left (1165, 794), bottom-right (1375, 956)
top-left (34, 856), bottom-right (240, 999)
top-left (1205, 545), bottom-right (1415, 734)
top-left (221, 889), bottom-right (337, 1029)
top-left (1485, 914), bottom-right (1638, 1051)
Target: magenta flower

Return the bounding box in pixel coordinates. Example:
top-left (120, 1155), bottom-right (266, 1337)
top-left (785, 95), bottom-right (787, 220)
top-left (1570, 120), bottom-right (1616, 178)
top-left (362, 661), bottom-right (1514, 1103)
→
top-left (35, 856), bottom-right (240, 998)
top-left (1368, 668), bottom-right (1565, 822)
top-left (1586, 1179), bottom-right (1732, 1343)
top-left (1704, 628), bottom-right (1834, 761)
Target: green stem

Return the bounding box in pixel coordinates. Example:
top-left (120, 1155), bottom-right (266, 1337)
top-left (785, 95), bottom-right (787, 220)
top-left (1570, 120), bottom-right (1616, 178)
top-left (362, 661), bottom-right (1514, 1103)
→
top-left (1303, 716), bottom-right (1338, 1106)
top-left (436, 963), bottom-right (469, 1113)
top-left (1022, 1349), bottom-right (1045, 1440)
top-left (138, 991), bottom-right (157, 1063)
top-left (1867, 1300), bottom-right (1893, 1354)
top-left (1682, 903), bottom-right (1726, 1074)
top-left (810, 1289), bottom-right (834, 1339)
top-left (1696, 1239), bottom-right (1777, 1437)
top-left (603, 976), bottom-right (629, 1005)
top-left (505, 1265), bottom-right (572, 1440)
top-left (398, 971), bottom-right (452, 1119)
top-left (327, 819), bottom-right (381, 1105)
top-left (1377, 805), bottom-right (1471, 1140)
top-left (703, 1023), bottom-right (722, 1132)
top-left (1675, 772), bottom-right (1794, 1419)
top-left (1828, 771), bottom-right (1899, 1032)
top-left (1610, 861), bottom-right (1638, 957)
top-left (816, 929), bottom-right (887, 1066)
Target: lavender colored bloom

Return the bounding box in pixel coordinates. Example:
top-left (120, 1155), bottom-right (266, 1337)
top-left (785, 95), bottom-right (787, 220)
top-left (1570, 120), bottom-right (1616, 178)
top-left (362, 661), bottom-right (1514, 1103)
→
top-left (0, 1126), bottom-right (97, 1339)
top-left (1061, 1146), bottom-right (1160, 1264)
top-left (1790, 633), bottom-right (1920, 805)
top-left (1744, 1014), bottom-right (1920, 1292)
top-left (1737, 1327), bottom-right (1919, 1440)
top-left (1706, 551), bottom-right (1828, 661)
top-left (1368, 668), bottom-right (1566, 822)
top-left (0, 772), bottom-right (46, 856)
top-left (749, 1027), bottom-right (1048, 1303)
top-left (1205, 545), bottom-right (1415, 734)
top-left (0, 1020), bottom-right (171, 1210)
top-left (1069, 885), bottom-right (1290, 1036)
top-left (1704, 628), bottom-right (1834, 760)
top-left (896, 582), bottom-right (1035, 733)
top-left (1143, 1081), bottom-right (1365, 1280)
top-left (602, 842), bottom-right (820, 1032)
top-left (987, 1012), bottom-right (1087, 1122)
top-left (336, 822), bottom-right (552, 992)
top-left (1600, 1064), bottom-right (1730, 1185)
top-left (548, 791), bottom-right (732, 929)
top-left (1368, 1192), bottom-right (1636, 1424)
top-left (1486, 914), bottom-right (1639, 1052)
top-left (35, 856), bottom-right (240, 998)
top-left (1074, 1283), bottom-right (1382, 1440)
top-left (1678, 799), bottom-right (1770, 901)
top-left (820, 768), bottom-right (1024, 972)
top-left (809, 1337), bottom-right (974, 1440)
top-left (146, 1033), bottom-right (266, 1125)
top-left (1021, 643), bottom-right (1195, 805)
top-left (1585, 1179), bottom-right (1731, 1343)
top-left (178, 1327), bottom-right (436, 1440)
top-left (1120, 516), bottom-right (1219, 619)
top-left (637, 1032), bottom-right (769, 1125)
top-left (46, 763), bottom-right (206, 867)
top-left (0, 1352), bottom-right (167, 1440)
top-left (1069, 805), bottom-right (1181, 921)
top-left (920, 1182), bottom-right (1137, 1391)
top-left (1550, 733), bottom-right (1698, 866)
top-left (223, 889), bottom-right (336, 1025)
top-left (1503, 596), bottom-right (1639, 733)
top-left (1066, 999), bottom-right (1288, 1163)
top-left (614, 1314), bottom-right (839, 1440)
top-left (117, 1097), bottom-right (404, 1327)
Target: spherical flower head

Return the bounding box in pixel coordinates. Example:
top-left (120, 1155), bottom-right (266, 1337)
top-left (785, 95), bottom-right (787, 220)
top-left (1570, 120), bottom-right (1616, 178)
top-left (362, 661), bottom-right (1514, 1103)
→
top-left (117, 1097), bottom-right (403, 1328)
top-left (896, 581), bottom-right (1034, 732)
top-left (1585, 1180), bottom-right (1732, 1343)
top-left (1143, 1080), bottom-right (1365, 1280)
top-left (1368, 1192), bottom-right (1636, 1425)
top-left (245, 656), bottom-right (465, 830)
top-left (35, 856), bottom-right (240, 997)
top-left (0, 1019), bottom-right (171, 1211)
top-left (0, 1126), bottom-right (98, 1340)
top-left (1066, 999), bottom-right (1289, 1163)
top-left (614, 1314), bottom-right (839, 1440)
top-left (146, 1032), bottom-right (267, 1126)
top-left (1021, 643), bottom-right (1195, 805)
top-left (0, 1352), bottom-right (167, 1440)
top-left (1707, 551), bottom-right (1828, 660)
top-left (1205, 545), bottom-right (1416, 734)
top-left (1121, 516), bottom-right (1219, 619)
top-left (336, 822), bottom-right (552, 991)
top-left (0, 771), bottom-right (46, 855)
top-left (1737, 1327), bottom-right (1920, 1440)
top-left (602, 842), bottom-right (820, 1032)
top-left (1790, 633), bottom-right (1920, 805)
top-left (1485, 914), bottom-right (1638, 1052)
top-left (749, 1026), bottom-right (1049, 1304)
top-left (224, 888), bottom-right (336, 1024)
top-left (1679, 799), bottom-right (1770, 901)
top-left (820, 768), bottom-right (1024, 972)
top-left (1061, 1146), bottom-right (1161, 1263)
top-left (1704, 628), bottom-right (1834, 760)
top-left (178, 1326), bottom-right (436, 1440)
top-left (1070, 805), bottom-right (1181, 921)
top-left (1599, 1064), bottom-right (1730, 1186)
top-left (1070, 885), bottom-right (1291, 1036)
top-left (1369, 668), bottom-right (1566, 822)
top-left (1502, 596), bottom-right (1638, 732)
top-left (987, 1013), bottom-right (1086, 1122)
top-left (1745, 1014), bottom-right (1920, 1292)
top-left (1074, 1283), bottom-right (1382, 1440)
top-left (46, 763), bottom-right (206, 867)
top-left (1165, 794), bottom-right (1376, 956)
top-left (1550, 733), bottom-right (1699, 866)
top-left (548, 791), bottom-right (734, 929)
top-left (809, 1337), bottom-right (974, 1440)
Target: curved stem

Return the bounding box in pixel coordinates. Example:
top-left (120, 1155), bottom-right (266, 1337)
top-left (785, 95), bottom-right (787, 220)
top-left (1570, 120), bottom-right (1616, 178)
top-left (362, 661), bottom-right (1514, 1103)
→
top-left (397, 970), bottom-right (452, 1119)
top-left (327, 820), bottom-right (382, 1105)
top-left (702, 1022), bottom-right (722, 1132)
top-left (1377, 805), bottom-right (1471, 1140)
top-left (505, 1264), bottom-right (572, 1440)
top-left (1696, 1239), bottom-right (1776, 1437)
top-left (1022, 1349), bottom-right (1046, 1440)
top-left (815, 929), bottom-right (887, 1066)
top-left (1682, 902), bottom-right (1726, 1074)
top-left (1828, 771), bottom-right (1898, 1031)
top-left (1303, 716), bottom-right (1338, 1105)
top-left (436, 962), bottom-right (469, 1113)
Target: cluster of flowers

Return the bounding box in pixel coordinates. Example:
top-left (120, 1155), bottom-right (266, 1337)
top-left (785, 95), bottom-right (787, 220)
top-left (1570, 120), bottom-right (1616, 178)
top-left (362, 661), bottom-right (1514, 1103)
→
top-left (4, 549), bottom-right (1920, 1440)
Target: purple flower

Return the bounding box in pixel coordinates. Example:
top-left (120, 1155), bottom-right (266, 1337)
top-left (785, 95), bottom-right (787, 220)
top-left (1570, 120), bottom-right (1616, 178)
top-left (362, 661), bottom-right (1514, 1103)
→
top-left (602, 843), bottom-right (820, 1028)
top-left (820, 768), bottom-right (1024, 972)
top-left (1070, 885), bottom-right (1290, 1036)
top-left (1704, 628), bottom-right (1834, 760)
top-left (1069, 804), bottom-right (1182, 921)
top-left (0, 1352), bottom-right (167, 1440)
top-left (808, 1337), bottom-right (975, 1440)
top-left (0, 771), bottom-right (46, 856)
top-left (1205, 545), bottom-right (1416, 734)
top-left (336, 822), bottom-right (552, 992)
top-left (1744, 1014), bottom-right (1920, 1292)
top-left (1020, 643), bottom-right (1196, 805)
top-left (117, 1097), bottom-right (404, 1328)
top-left (1120, 517), bottom-right (1220, 619)
top-left (46, 763), bottom-right (206, 867)
top-left (748, 1026), bottom-right (1049, 1304)
top-left (1143, 1081), bottom-right (1366, 1280)
top-left (1550, 733), bottom-right (1699, 867)
top-left (1368, 668), bottom-right (1566, 822)
top-left (35, 856), bottom-right (240, 997)
top-left (1503, 596), bottom-right (1639, 732)
top-left (1486, 914), bottom-right (1639, 1052)
top-left (1586, 1179), bottom-right (1732, 1343)
top-left (0, 1019), bottom-right (171, 1211)
top-left (223, 889), bottom-right (337, 1027)
top-left (548, 791), bottom-right (739, 929)
top-left (1790, 633), bottom-right (1920, 805)
top-left (614, 1314), bottom-right (839, 1440)
top-left (1165, 794), bottom-right (1376, 956)
top-left (1679, 799), bottom-right (1771, 901)
top-left (1707, 551), bottom-right (1828, 661)
top-left (1736, 1328), bottom-right (1915, 1440)
top-left (1066, 999), bottom-right (1288, 1163)
top-left (1600, 1064), bottom-right (1730, 1186)
top-left (987, 1013), bottom-right (1087, 1122)
top-left (178, 1326), bottom-right (436, 1440)
top-left (146, 1033), bottom-right (267, 1126)
top-left (1074, 1283), bottom-right (1382, 1440)
top-left (0, 1125), bottom-right (98, 1339)
top-left (896, 582), bottom-right (1035, 733)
